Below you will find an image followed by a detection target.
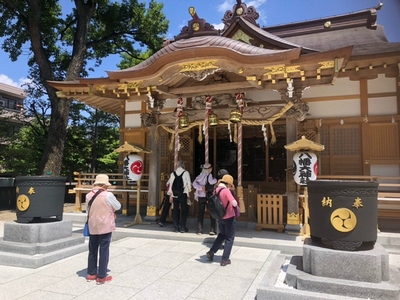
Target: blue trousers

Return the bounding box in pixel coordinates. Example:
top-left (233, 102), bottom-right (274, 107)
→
top-left (87, 232), bottom-right (112, 278)
top-left (210, 217), bottom-right (236, 260)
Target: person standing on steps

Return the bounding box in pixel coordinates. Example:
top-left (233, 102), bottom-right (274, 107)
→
top-left (193, 163), bottom-right (218, 235)
top-left (167, 160), bottom-right (192, 233)
top-left (86, 174), bottom-right (121, 284)
top-left (206, 174), bottom-right (238, 266)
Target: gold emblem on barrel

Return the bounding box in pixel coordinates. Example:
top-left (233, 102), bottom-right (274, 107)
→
top-left (17, 194), bottom-right (30, 212)
top-left (330, 208), bottom-right (357, 232)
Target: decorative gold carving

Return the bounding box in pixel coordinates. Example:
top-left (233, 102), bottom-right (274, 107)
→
top-left (330, 208), bottom-right (357, 232)
top-left (231, 29), bottom-right (252, 44)
top-left (286, 65), bottom-right (301, 73)
top-left (324, 21), bottom-right (331, 28)
top-left (238, 67), bottom-right (244, 74)
top-left (147, 205), bottom-right (157, 217)
top-left (236, 7), bottom-right (244, 15)
top-left (180, 60), bottom-right (219, 72)
top-left (318, 61), bottom-right (335, 69)
top-left (246, 76), bottom-right (257, 81)
top-left (263, 65), bottom-right (300, 76)
top-left (127, 82), bottom-right (141, 89)
top-left (192, 22), bottom-right (200, 31)
top-left (95, 85), bottom-right (106, 93)
top-left (287, 212), bottom-right (300, 225)
top-left (180, 60), bottom-right (220, 81)
top-left (117, 84), bottom-right (128, 93)
top-left (189, 6), bottom-right (196, 17)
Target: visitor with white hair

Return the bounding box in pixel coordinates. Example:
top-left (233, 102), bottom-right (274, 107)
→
top-left (193, 163), bottom-right (218, 235)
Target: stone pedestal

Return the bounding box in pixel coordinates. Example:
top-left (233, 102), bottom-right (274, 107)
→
top-left (0, 220), bottom-right (86, 268)
top-left (282, 238), bottom-right (400, 299)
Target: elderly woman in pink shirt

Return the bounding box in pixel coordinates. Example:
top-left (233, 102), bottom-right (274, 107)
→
top-left (206, 174), bottom-right (238, 266)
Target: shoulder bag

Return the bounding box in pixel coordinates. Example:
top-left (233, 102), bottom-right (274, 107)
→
top-left (83, 189), bottom-right (103, 236)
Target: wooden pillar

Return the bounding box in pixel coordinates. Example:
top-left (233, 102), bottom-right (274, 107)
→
top-left (285, 116), bottom-right (301, 234)
top-left (144, 125), bottom-right (160, 222)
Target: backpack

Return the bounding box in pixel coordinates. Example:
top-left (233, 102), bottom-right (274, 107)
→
top-left (207, 188), bottom-right (229, 220)
top-left (205, 174), bottom-right (215, 196)
top-left (172, 171), bottom-right (185, 197)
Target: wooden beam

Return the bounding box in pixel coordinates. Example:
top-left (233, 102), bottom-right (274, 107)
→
top-left (169, 81), bottom-right (253, 96)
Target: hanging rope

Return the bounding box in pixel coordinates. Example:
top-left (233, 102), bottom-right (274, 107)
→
top-left (204, 96), bottom-right (212, 164)
top-left (156, 101), bottom-right (294, 147)
top-left (174, 98), bottom-right (184, 169)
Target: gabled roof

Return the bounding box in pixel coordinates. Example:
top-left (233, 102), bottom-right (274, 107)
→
top-left (222, 16), bottom-right (317, 54)
top-left (262, 3), bottom-right (399, 57)
top-left (48, 2), bottom-right (399, 117)
top-left (264, 4), bottom-right (382, 38)
top-left (107, 35), bottom-right (301, 80)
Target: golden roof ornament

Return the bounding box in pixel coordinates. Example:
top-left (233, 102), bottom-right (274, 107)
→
top-left (175, 6), bottom-right (219, 40)
top-left (222, 0), bottom-right (260, 29)
top-left (284, 136), bottom-right (324, 152)
top-left (114, 141), bottom-right (151, 153)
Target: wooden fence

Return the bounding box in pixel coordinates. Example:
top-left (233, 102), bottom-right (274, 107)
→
top-left (256, 194), bottom-right (284, 232)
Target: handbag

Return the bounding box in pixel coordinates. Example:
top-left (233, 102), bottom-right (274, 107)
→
top-left (233, 205), bottom-right (240, 218)
top-left (83, 189), bottom-right (103, 237)
top-left (83, 222), bottom-right (90, 237)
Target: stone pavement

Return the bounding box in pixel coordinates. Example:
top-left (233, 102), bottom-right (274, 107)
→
top-left (0, 213), bottom-right (399, 300)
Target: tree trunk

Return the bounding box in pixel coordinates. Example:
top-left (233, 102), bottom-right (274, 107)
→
top-left (38, 94), bottom-right (72, 175)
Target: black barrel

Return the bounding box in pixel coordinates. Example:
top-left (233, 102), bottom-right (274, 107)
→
top-left (0, 177), bottom-right (16, 210)
top-left (15, 176), bottom-right (67, 223)
top-left (307, 180), bottom-right (379, 251)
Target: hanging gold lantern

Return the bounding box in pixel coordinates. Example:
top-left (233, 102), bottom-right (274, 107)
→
top-left (229, 109), bottom-right (242, 123)
top-left (209, 112), bottom-right (219, 126)
top-left (179, 113), bottom-right (189, 128)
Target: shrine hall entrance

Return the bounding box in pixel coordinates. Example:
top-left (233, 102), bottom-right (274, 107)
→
top-left (193, 124), bottom-right (287, 194)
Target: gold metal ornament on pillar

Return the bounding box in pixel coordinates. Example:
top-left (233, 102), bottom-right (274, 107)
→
top-left (179, 113), bottom-right (189, 128)
top-left (229, 109), bottom-right (242, 123)
top-left (209, 112), bottom-right (219, 126)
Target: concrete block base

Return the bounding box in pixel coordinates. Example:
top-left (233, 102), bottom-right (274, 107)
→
top-left (0, 220), bottom-right (87, 268)
top-left (257, 239), bottom-right (400, 300)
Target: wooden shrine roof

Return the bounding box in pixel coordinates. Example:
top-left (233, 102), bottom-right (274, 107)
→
top-left (48, 2), bottom-right (400, 117)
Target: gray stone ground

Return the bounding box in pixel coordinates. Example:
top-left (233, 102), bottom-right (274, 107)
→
top-left (0, 205), bottom-right (399, 299)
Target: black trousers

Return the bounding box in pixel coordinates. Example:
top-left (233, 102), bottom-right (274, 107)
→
top-left (173, 193), bottom-right (189, 230)
top-left (197, 197), bottom-right (216, 233)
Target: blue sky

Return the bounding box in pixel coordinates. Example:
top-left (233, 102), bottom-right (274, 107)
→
top-left (1, 0), bottom-right (399, 88)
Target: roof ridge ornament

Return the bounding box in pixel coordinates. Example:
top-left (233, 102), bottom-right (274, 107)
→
top-left (174, 7), bottom-right (220, 41)
top-left (222, 0), bottom-right (260, 30)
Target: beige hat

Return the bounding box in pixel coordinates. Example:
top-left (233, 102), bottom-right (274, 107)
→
top-left (203, 163), bottom-right (212, 169)
top-left (219, 174), bottom-right (234, 187)
top-left (93, 174), bottom-right (111, 186)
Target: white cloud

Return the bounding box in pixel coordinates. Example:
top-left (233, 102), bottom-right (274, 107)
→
top-left (0, 74), bottom-right (30, 89)
top-left (247, 0), bottom-right (267, 8)
top-left (218, 0), bottom-right (267, 13)
top-left (213, 22), bottom-right (225, 30)
top-left (0, 74), bottom-right (19, 87)
top-left (218, 0), bottom-right (235, 13)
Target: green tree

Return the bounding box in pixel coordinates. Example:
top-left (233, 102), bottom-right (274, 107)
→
top-left (63, 103), bottom-right (120, 177)
top-left (0, 0), bottom-right (168, 175)
top-left (1, 100), bottom-right (121, 176)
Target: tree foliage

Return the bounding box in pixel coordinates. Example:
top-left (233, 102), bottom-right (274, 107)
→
top-left (0, 0), bottom-right (168, 175)
top-left (1, 100), bottom-right (120, 177)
